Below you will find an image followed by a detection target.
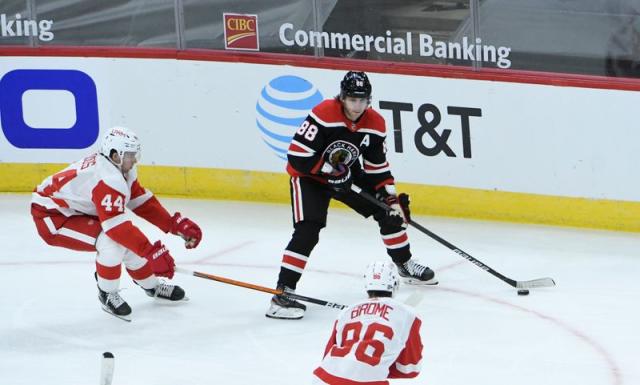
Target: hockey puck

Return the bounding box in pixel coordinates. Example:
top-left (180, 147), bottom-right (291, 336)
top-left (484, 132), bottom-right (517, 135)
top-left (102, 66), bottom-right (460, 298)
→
top-left (517, 289), bottom-right (530, 296)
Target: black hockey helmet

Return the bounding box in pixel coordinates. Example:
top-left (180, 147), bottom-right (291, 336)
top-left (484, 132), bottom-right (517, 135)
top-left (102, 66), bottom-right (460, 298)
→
top-left (340, 71), bottom-right (372, 99)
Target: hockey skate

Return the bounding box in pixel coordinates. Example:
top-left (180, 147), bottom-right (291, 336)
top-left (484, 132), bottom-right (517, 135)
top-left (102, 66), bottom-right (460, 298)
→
top-left (396, 259), bottom-right (438, 285)
top-left (265, 286), bottom-right (306, 320)
top-left (139, 281), bottom-right (188, 302)
top-left (98, 286), bottom-right (132, 322)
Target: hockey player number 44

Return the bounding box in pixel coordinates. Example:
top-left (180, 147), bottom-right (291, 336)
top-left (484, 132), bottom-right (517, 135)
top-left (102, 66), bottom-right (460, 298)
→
top-left (330, 321), bottom-right (393, 366)
top-left (101, 194), bottom-right (124, 213)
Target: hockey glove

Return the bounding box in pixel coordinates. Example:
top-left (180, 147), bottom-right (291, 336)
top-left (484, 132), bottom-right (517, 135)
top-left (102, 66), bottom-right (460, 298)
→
top-left (376, 189), bottom-right (410, 228)
top-left (170, 212), bottom-right (202, 249)
top-left (143, 240), bottom-right (176, 279)
top-left (398, 193), bottom-right (411, 221)
top-left (326, 163), bottom-right (352, 193)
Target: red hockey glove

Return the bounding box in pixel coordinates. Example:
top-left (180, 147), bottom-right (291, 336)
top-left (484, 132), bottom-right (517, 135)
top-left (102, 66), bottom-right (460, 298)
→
top-left (170, 212), bottom-right (202, 249)
top-left (326, 163), bottom-right (352, 193)
top-left (143, 241), bottom-right (175, 278)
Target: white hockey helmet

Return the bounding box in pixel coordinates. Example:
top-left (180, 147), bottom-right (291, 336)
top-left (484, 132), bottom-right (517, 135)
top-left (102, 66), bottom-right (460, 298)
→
top-left (364, 261), bottom-right (400, 295)
top-left (99, 126), bottom-right (141, 166)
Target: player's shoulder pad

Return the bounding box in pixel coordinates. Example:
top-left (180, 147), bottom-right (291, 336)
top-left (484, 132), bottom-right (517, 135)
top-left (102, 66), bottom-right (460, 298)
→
top-left (391, 297), bottom-right (421, 318)
top-left (358, 109), bottom-right (386, 137)
top-left (95, 157), bottom-right (128, 196)
top-left (309, 99), bottom-right (345, 127)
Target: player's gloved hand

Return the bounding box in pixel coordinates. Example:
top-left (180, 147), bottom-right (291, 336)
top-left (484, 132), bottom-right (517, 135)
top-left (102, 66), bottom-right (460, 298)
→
top-left (376, 187), bottom-right (410, 228)
top-left (169, 212), bottom-right (202, 249)
top-left (397, 193), bottom-right (411, 222)
top-left (143, 241), bottom-right (176, 278)
top-left (326, 163), bottom-right (352, 193)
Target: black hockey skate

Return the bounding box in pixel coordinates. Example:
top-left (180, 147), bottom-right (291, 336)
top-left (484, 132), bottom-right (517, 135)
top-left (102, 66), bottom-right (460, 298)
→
top-left (139, 281), bottom-right (187, 301)
top-left (98, 286), bottom-right (132, 322)
top-left (396, 259), bottom-right (438, 285)
top-left (266, 286), bottom-right (306, 320)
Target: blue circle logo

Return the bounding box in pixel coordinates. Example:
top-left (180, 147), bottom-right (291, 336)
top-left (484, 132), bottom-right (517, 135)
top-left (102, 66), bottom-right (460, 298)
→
top-left (256, 75), bottom-right (323, 160)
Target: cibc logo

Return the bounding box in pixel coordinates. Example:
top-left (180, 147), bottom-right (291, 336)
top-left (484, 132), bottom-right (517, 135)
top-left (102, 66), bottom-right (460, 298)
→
top-left (223, 13), bottom-right (259, 51)
top-left (0, 69), bottom-right (99, 149)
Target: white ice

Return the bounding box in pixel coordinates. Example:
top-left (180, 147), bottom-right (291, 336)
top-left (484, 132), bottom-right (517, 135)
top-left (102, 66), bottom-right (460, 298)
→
top-left (1, 193), bottom-right (638, 385)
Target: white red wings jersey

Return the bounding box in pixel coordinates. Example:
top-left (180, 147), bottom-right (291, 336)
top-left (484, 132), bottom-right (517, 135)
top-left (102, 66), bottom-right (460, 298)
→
top-left (313, 296), bottom-right (423, 385)
top-left (287, 99), bottom-right (394, 191)
top-left (31, 153), bottom-right (172, 256)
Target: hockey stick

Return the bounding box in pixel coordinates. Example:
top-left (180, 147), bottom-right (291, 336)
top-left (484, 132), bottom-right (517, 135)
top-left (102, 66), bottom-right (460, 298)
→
top-left (175, 267), bottom-right (347, 309)
top-left (350, 185), bottom-right (556, 289)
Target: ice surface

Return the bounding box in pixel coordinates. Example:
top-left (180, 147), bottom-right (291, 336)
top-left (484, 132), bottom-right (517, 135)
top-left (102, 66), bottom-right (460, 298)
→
top-left (1, 194), bottom-right (638, 385)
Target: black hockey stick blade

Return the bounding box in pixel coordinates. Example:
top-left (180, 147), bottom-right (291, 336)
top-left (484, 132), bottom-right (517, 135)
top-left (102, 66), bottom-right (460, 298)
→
top-left (283, 292), bottom-right (347, 309)
top-left (350, 185), bottom-right (556, 289)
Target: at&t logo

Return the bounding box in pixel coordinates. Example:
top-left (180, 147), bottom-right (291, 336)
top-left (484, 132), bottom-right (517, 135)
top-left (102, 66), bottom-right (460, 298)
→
top-left (255, 75), bottom-right (323, 160)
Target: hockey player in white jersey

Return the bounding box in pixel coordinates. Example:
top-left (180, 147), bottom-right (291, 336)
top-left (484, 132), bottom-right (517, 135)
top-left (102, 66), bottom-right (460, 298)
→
top-left (31, 126), bottom-right (202, 321)
top-left (313, 261), bottom-right (423, 384)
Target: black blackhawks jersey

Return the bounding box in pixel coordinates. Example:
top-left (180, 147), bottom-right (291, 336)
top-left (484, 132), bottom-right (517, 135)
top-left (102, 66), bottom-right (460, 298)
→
top-left (286, 98), bottom-right (395, 191)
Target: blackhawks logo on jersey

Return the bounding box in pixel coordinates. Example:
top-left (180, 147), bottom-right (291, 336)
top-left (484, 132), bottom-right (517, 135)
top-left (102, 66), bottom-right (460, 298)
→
top-left (324, 140), bottom-right (360, 167)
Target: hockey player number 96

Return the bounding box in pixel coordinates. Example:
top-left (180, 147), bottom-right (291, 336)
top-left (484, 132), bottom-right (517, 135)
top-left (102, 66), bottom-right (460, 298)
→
top-left (330, 321), bottom-right (394, 366)
top-left (296, 121), bottom-right (318, 141)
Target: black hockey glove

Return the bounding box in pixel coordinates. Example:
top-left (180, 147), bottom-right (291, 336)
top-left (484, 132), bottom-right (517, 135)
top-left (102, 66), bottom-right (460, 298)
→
top-left (375, 190), bottom-right (410, 228)
top-left (326, 163), bottom-right (352, 193)
top-left (398, 193), bottom-right (411, 221)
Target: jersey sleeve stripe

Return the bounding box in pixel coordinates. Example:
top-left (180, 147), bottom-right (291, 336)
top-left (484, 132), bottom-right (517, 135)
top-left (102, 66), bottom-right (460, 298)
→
top-left (364, 166), bottom-right (391, 174)
top-left (288, 150), bottom-right (315, 158)
top-left (33, 192), bottom-right (70, 208)
top-left (309, 111), bottom-right (346, 128)
top-left (393, 361), bottom-right (421, 376)
top-left (31, 193), bottom-right (77, 216)
top-left (363, 159), bottom-right (388, 167)
top-left (374, 178), bottom-right (395, 191)
top-left (100, 213), bottom-right (130, 232)
top-left (289, 139), bottom-right (316, 153)
top-left (357, 128), bottom-right (385, 137)
top-left (128, 189), bottom-right (153, 210)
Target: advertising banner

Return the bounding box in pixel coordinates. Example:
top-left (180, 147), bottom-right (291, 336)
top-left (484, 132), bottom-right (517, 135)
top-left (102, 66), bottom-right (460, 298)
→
top-left (0, 56), bottom-right (637, 202)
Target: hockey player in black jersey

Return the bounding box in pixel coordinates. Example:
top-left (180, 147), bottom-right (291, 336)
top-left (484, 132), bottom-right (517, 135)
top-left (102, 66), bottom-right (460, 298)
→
top-left (266, 71), bottom-right (438, 320)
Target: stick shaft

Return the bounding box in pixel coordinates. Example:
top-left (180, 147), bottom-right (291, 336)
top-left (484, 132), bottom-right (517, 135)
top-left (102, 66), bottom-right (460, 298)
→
top-left (176, 267), bottom-right (281, 294)
top-left (175, 267), bottom-right (347, 309)
top-left (350, 185), bottom-right (555, 289)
